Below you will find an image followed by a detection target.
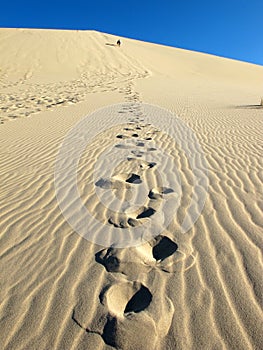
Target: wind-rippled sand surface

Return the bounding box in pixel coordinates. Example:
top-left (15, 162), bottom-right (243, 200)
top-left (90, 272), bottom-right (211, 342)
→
top-left (0, 28), bottom-right (262, 350)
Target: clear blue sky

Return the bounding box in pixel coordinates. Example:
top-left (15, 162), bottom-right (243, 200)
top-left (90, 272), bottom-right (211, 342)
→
top-left (1, 0), bottom-right (262, 65)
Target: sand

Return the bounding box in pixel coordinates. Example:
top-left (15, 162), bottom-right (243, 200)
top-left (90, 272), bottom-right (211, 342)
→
top-left (0, 28), bottom-right (262, 350)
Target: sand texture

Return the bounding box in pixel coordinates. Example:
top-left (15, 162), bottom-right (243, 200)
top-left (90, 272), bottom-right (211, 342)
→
top-left (0, 28), bottom-right (262, 350)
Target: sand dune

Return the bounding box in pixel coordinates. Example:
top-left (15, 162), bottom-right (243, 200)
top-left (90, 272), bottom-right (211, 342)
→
top-left (0, 28), bottom-right (262, 350)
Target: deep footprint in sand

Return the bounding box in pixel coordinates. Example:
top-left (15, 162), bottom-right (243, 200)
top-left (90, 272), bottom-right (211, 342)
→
top-left (116, 134), bottom-right (130, 139)
top-left (115, 143), bottom-right (133, 149)
top-left (151, 235), bottom-right (178, 261)
top-left (148, 187), bottom-right (174, 200)
top-left (131, 150), bottom-right (144, 157)
top-left (104, 282), bottom-right (152, 316)
top-left (73, 281), bottom-right (174, 350)
top-left (113, 172), bottom-right (142, 184)
top-left (136, 206), bottom-right (156, 219)
top-left (126, 158), bottom-right (156, 169)
top-left (95, 234), bottom-right (189, 276)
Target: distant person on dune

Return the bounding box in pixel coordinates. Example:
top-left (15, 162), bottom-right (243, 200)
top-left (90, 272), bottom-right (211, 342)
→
top-left (116, 40), bottom-right (121, 47)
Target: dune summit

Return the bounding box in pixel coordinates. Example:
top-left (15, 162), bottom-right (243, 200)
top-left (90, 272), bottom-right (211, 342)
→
top-left (0, 28), bottom-right (262, 350)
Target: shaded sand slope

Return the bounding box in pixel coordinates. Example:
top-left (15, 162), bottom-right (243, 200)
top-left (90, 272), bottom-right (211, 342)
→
top-left (0, 28), bottom-right (262, 350)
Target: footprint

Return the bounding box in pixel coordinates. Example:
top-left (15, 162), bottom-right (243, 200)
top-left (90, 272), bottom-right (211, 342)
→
top-left (151, 235), bottom-right (178, 261)
top-left (108, 217), bottom-right (130, 229)
top-left (95, 248), bottom-right (122, 273)
top-left (131, 150), bottom-right (144, 157)
top-left (103, 282), bottom-right (152, 316)
top-left (73, 280), bottom-right (174, 349)
top-left (150, 235), bottom-right (195, 273)
top-left (139, 161), bottom-right (156, 169)
top-left (136, 207), bottom-right (156, 219)
top-left (115, 144), bottom-right (132, 149)
top-left (116, 134), bottom-right (129, 139)
top-left (95, 178), bottom-right (112, 189)
top-left (113, 173), bottom-right (142, 184)
top-left (96, 234), bottom-right (191, 276)
top-left (125, 159), bottom-right (156, 169)
top-left (95, 177), bottom-right (134, 202)
top-left (148, 187), bottom-right (174, 200)
top-left (96, 245), bottom-right (154, 275)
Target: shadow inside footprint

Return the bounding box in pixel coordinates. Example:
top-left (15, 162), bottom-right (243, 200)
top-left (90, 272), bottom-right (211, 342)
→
top-left (152, 236), bottom-right (178, 261)
top-left (136, 207), bottom-right (156, 219)
top-left (95, 249), bottom-right (120, 272)
top-left (126, 173), bottom-right (142, 184)
top-left (105, 281), bottom-right (152, 316)
top-left (124, 285), bottom-right (152, 314)
top-left (95, 178), bottom-right (112, 189)
top-left (115, 144), bottom-right (132, 149)
top-left (102, 317), bottom-right (118, 347)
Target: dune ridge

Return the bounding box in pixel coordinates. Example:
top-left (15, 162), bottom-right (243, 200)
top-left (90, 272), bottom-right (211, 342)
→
top-left (0, 28), bottom-right (262, 350)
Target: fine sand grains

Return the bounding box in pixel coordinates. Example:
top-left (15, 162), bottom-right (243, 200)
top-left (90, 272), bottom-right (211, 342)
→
top-left (0, 28), bottom-right (262, 350)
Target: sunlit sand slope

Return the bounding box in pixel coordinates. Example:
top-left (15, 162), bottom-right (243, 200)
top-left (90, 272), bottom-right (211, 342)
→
top-left (0, 28), bottom-right (262, 350)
